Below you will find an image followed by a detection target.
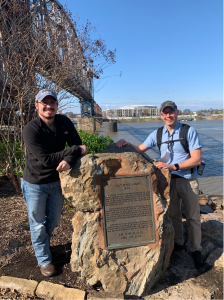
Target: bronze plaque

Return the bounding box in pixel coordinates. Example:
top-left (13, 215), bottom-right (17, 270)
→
top-left (101, 174), bottom-right (156, 249)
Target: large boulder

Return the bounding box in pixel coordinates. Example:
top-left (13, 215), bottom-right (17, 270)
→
top-left (205, 248), bottom-right (223, 269)
top-left (201, 220), bottom-right (223, 247)
top-left (199, 194), bottom-right (223, 211)
top-left (60, 144), bottom-right (174, 296)
top-left (201, 212), bottom-right (223, 223)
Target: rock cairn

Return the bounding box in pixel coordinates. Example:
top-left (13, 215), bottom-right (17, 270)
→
top-left (60, 144), bottom-right (174, 296)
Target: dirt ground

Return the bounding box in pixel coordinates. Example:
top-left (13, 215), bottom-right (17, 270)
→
top-left (0, 176), bottom-right (95, 299)
top-left (0, 176), bottom-right (223, 299)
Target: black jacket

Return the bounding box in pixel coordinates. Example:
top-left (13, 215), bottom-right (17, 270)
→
top-left (23, 114), bottom-right (82, 184)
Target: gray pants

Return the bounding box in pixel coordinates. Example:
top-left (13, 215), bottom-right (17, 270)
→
top-left (169, 177), bottom-right (202, 251)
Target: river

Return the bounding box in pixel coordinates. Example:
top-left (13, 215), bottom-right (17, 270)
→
top-left (97, 120), bottom-right (223, 195)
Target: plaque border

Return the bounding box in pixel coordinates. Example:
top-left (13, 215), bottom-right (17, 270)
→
top-left (101, 174), bottom-right (156, 250)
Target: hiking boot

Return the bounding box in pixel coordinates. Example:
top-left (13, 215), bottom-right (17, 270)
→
top-left (173, 243), bottom-right (185, 252)
top-left (192, 251), bottom-right (205, 272)
top-left (39, 263), bottom-right (56, 277)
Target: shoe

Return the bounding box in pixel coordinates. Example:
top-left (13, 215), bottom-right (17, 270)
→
top-left (173, 243), bottom-right (185, 252)
top-left (39, 263), bottom-right (56, 277)
top-left (192, 251), bottom-right (205, 272)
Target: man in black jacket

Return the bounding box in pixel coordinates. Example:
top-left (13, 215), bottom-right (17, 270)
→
top-left (21, 89), bottom-right (86, 277)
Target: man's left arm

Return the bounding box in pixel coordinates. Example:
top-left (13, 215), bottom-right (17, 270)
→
top-left (57, 119), bottom-right (85, 172)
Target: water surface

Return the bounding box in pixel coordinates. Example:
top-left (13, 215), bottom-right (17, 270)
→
top-left (98, 120), bottom-right (223, 195)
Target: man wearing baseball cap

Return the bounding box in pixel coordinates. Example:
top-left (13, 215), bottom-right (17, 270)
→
top-left (116, 100), bottom-right (205, 272)
top-left (21, 89), bottom-right (87, 277)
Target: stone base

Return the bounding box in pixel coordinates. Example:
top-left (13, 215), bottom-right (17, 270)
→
top-left (60, 144), bottom-right (174, 296)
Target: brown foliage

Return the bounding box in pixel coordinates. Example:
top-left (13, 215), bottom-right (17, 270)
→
top-left (0, 0), bottom-right (116, 190)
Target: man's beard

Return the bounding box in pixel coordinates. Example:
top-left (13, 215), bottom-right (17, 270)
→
top-left (37, 108), bottom-right (56, 120)
top-left (41, 114), bottom-right (55, 119)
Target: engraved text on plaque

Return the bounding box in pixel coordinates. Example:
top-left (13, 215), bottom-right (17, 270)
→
top-left (102, 175), bottom-right (155, 249)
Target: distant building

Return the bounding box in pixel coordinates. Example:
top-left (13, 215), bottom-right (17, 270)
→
top-left (201, 112), bottom-right (211, 116)
top-left (105, 109), bottom-right (116, 118)
top-left (184, 109), bottom-right (190, 113)
top-left (103, 105), bottom-right (159, 118)
top-left (102, 110), bottom-right (107, 118)
top-left (118, 105), bottom-right (158, 117)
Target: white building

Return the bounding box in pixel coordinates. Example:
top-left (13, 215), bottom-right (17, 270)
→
top-left (105, 109), bottom-right (115, 118)
top-left (103, 105), bottom-right (159, 118)
top-left (116, 105), bottom-right (159, 117)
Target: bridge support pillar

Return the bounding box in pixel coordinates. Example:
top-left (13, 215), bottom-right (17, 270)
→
top-left (95, 118), bottom-right (103, 130)
top-left (77, 117), bottom-right (96, 133)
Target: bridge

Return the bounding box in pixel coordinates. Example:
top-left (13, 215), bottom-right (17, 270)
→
top-left (0, 0), bottom-right (102, 118)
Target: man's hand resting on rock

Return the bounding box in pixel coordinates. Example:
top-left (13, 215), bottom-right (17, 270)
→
top-left (116, 139), bottom-right (129, 148)
top-left (56, 160), bottom-right (71, 172)
top-left (79, 145), bottom-right (87, 155)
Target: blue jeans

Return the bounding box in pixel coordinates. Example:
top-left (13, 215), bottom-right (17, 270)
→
top-left (21, 179), bottom-right (64, 265)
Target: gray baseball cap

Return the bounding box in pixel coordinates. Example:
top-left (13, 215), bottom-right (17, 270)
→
top-left (160, 100), bottom-right (177, 112)
top-left (35, 89), bottom-right (57, 102)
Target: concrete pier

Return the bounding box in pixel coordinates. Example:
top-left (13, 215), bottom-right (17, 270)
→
top-left (77, 117), bottom-right (96, 133)
top-left (77, 117), bottom-right (103, 133)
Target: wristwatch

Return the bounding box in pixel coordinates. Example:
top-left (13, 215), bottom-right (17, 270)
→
top-left (174, 163), bottom-right (180, 171)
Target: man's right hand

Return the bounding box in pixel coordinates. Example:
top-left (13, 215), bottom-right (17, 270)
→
top-left (116, 139), bottom-right (129, 148)
top-left (79, 145), bottom-right (87, 155)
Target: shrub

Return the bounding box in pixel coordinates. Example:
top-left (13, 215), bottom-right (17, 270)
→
top-left (0, 141), bottom-right (25, 175)
top-left (77, 130), bottom-right (114, 154)
top-left (0, 140), bottom-right (25, 191)
top-left (0, 130), bottom-right (114, 191)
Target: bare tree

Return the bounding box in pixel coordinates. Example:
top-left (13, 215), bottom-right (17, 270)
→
top-left (0, 0), bottom-right (116, 191)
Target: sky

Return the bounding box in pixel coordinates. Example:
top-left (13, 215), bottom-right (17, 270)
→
top-left (59, 0), bottom-right (223, 114)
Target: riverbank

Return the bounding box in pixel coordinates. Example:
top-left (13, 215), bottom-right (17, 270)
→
top-left (196, 115), bottom-right (223, 121)
top-left (113, 115), bottom-right (223, 123)
top-left (118, 117), bottom-right (162, 123)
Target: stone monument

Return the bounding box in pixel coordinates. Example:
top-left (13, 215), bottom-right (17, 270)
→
top-left (59, 144), bottom-right (174, 296)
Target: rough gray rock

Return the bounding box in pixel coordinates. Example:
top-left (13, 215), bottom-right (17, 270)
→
top-left (200, 205), bottom-right (214, 214)
top-left (201, 220), bottom-right (223, 247)
top-left (201, 212), bottom-right (223, 223)
top-left (60, 144), bottom-right (174, 296)
top-left (206, 248), bottom-right (223, 269)
top-left (199, 194), bottom-right (223, 210)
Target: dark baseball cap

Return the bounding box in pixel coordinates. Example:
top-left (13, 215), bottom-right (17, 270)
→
top-left (35, 89), bottom-right (57, 102)
top-left (160, 101), bottom-right (177, 112)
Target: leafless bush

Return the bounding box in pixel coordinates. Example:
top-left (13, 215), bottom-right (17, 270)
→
top-left (0, 0), bottom-right (116, 191)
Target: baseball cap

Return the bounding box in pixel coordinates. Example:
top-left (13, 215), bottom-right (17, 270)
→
top-left (160, 101), bottom-right (177, 112)
top-left (35, 89), bottom-right (57, 102)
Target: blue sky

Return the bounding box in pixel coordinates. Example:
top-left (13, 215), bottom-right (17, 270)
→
top-left (59, 0), bottom-right (223, 113)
